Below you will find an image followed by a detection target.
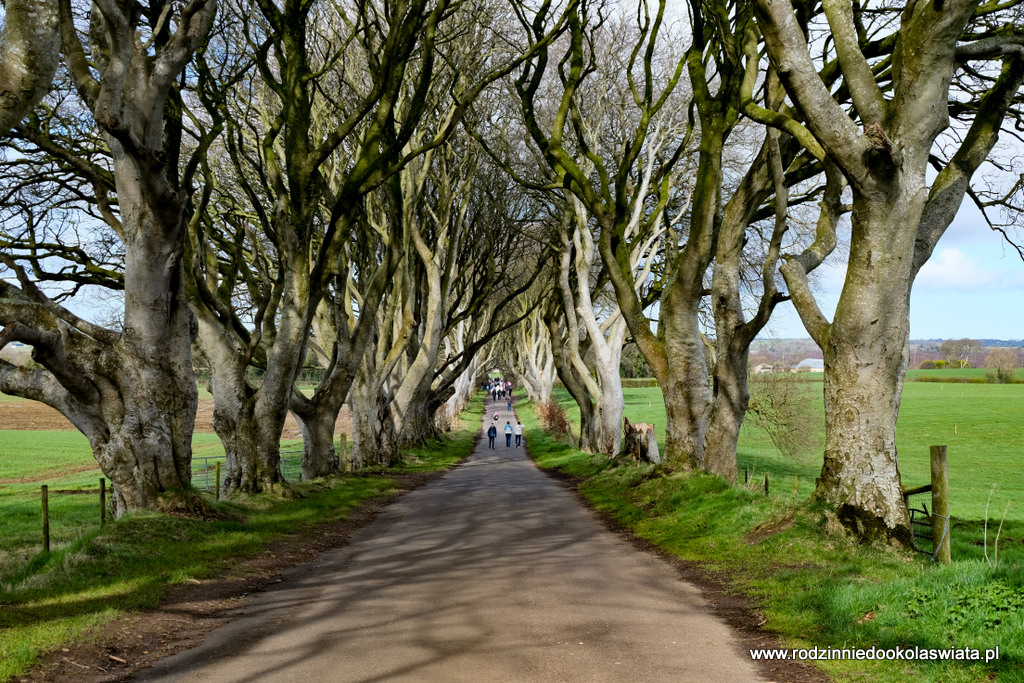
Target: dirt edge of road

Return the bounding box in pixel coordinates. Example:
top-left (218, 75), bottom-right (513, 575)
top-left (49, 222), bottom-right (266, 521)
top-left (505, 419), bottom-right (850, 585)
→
top-left (536, 464), bottom-right (831, 683)
top-left (17, 468), bottom-right (456, 683)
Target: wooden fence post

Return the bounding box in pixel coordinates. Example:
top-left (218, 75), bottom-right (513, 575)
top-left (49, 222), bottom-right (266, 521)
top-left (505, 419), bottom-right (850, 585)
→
top-left (764, 472), bottom-right (770, 496)
top-left (100, 478), bottom-right (106, 525)
top-left (792, 475), bottom-right (800, 498)
top-left (41, 485), bottom-right (50, 553)
top-left (215, 461), bottom-right (222, 501)
top-left (930, 445), bottom-right (951, 563)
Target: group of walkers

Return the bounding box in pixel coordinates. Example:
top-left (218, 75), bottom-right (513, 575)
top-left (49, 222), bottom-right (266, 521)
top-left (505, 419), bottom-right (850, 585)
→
top-left (486, 378), bottom-right (512, 401)
top-left (486, 418), bottom-right (523, 449)
top-left (484, 376), bottom-right (522, 450)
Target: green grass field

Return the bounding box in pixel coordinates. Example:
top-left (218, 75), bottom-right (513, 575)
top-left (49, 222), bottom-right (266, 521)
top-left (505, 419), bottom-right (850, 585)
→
top-left (549, 374), bottom-right (1024, 522)
top-left (906, 368), bottom-right (1024, 382)
top-left (0, 431), bottom-right (95, 482)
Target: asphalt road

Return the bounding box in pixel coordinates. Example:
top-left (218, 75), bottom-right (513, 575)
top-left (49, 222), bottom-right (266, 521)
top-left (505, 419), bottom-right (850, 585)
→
top-left (135, 401), bottom-right (763, 682)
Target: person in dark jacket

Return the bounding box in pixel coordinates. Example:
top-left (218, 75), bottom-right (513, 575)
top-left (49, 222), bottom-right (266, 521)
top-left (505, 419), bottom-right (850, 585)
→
top-left (487, 423), bottom-right (497, 449)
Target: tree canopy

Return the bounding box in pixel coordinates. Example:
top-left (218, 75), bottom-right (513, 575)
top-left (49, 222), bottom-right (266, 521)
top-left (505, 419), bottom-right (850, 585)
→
top-left (1, 0), bottom-right (1022, 539)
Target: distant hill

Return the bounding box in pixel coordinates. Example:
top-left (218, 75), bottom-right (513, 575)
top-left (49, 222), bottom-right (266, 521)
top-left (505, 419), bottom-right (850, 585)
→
top-left (978, 339), bottom-right (1024, 347)
top-left (750, 338), bottom-right (1024, 367)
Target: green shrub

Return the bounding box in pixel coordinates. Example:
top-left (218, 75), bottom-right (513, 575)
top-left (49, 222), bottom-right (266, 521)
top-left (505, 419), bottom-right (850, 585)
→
top-left (987, 368), bottom-right (1015, 384)
top-left (915, 376), bottom-right (988, 384)
top-left (919, 360), bottom-right (936, 370)
top-left (934, 359), bottom-right (947, 369)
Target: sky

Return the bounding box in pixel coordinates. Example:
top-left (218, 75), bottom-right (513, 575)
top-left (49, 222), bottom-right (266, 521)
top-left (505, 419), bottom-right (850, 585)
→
top-left (20, 195), bottom-right (1024, 345)
top-left (760, 198), bottom-right (1024, 342)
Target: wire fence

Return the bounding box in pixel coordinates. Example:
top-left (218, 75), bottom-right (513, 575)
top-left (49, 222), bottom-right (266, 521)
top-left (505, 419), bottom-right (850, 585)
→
top-left (2, 448), bottom-right (311, 573)
top-left (0, 482), bottom-right (108, 576)
top-left (0, 498), bottom-right (40, 514)
top-left (281, 450), bottom-right (302, 481)
top-left (191, 450), bottom-right (304, 493)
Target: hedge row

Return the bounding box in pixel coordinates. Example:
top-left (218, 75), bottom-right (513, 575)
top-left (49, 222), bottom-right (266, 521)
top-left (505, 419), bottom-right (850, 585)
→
top-left (915, 375), bottom-right (1023, 384)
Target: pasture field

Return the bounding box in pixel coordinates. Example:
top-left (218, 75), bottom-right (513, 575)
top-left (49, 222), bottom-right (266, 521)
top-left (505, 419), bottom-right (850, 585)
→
top-left (0, 431), bottom-right (95, 482)
top-left (551, 374), bottom-right (1024, 522)
top-left (0, 431), bottom-right (310, 580)
top-left (906, 368), bottom-right (1024, 382)
top-left (1, 431), bottom-right (105, 581)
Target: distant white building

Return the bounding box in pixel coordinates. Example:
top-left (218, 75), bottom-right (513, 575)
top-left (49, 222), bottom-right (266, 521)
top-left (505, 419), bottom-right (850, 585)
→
top-left (792, 358), bottom-right (824, 372)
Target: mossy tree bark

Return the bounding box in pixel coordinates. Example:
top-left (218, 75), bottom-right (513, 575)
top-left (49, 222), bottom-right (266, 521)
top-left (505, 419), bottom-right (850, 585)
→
top-left (704, 113), bottom-right (809, 481)
top-left (187, 0), bottom-right (574, 483)
top-left (186, 0), bottom-right (450, 491)
top-left (512, 3), bottom-right (714, 468)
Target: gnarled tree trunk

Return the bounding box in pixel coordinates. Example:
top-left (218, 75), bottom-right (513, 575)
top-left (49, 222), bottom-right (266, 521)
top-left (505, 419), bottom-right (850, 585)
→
top-left (349, 372), bottom-right (401, 468)
top-left (756, 0), bottom-right (1024, 540)
top-left (815, 196), bottom-right (917, 538)
top-left (703, 132), bottom-right (791, 483)
top-left (242, 294), bottom-right (308, 492)
top-left (657, 283), bottom-right (713, 470)
top-left (292, 400), bottom-right (342, 480)
top-left (0, 0), bottom-right (59, 134)
top-left (514, 309), bottom-right (554, 403)
top-left (544, 311), bottom-right (599, 452)
top-left (595, 361), bottom-right (625, 456)
top-left (703, 342), bottom-right (747, 483)
top-left (104, 182), bottom-right (198, 514)
top-left (0, 153), bottom-right (200, 517)
top-left (193, 279), bottom-right (305, 494)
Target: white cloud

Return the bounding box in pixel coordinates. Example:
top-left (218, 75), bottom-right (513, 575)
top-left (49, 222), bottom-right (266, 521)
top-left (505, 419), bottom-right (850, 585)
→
top-left (916, 247), bottom-right (1024, 291)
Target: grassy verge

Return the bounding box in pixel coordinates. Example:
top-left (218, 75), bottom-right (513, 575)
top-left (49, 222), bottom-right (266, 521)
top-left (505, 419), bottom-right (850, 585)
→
top-left (0, 398), bottom-right (482, 681)
top-left (522, 401), bottom-right (1024, 682)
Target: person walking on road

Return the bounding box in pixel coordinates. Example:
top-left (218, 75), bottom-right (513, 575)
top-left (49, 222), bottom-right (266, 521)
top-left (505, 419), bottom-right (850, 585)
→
top-left (487, 423), bottom-right (497, 449)
top-left (506, 396), bottom-right (513, 411)
top-left (504, 421), bottom-right (513, 447)
top-left (514, 420), bottom-right (523, 447)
